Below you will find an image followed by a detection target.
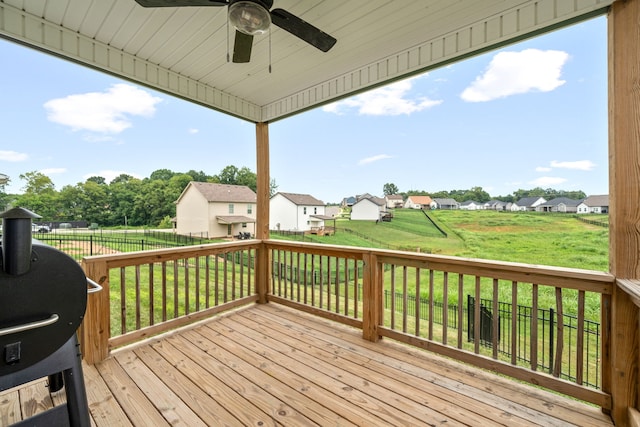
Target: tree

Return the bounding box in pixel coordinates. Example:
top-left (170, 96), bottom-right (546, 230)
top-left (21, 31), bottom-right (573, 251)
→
top-left (214, 165), bottom-right (258, 192)
top-left (19, 171), bottom-right (55, 194)
top-left (149, 168), bottom-right (176, 181)
top-left (383, 183), bottom-right (399, 196)
top-left (216, 165), bottom-right (239, 185)
top-left (85, 176), bottom-right (106, 185)
top-left (13, 171), bottom-right (58, 219)
top-left (185, 169), bottom-right (213, 182)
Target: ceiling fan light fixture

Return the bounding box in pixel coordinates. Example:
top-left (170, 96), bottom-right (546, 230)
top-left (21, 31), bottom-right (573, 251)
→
top-left (229, 1), bottom-right (271, 36)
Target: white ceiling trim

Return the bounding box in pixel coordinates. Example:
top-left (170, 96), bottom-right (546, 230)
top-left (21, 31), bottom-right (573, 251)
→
top-left (0, 1), bottom-right (262, 122)
top-left (262, 0), bottom-right (613, 122)
top-left (0, 0), bottom-right (613, 124)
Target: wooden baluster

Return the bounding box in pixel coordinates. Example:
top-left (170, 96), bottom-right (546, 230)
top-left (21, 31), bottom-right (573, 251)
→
top-left (458, 274), bottom-right (464, 349)
top-left (511, 281), bottom-right (517, 365)
top-left (148, 263), bottom-right (154, 326)
top-left (415, 267), bottom-right (421, 337)
top-left (553, 287), bottom-right (564, 377)
top-left (531, 283), bottom-right (539, 371)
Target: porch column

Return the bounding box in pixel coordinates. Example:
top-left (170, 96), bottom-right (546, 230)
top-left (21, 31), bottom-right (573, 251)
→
top-left (255, 122), bottom-right (270, 303)
top-left (609, 0), bottom-right (640, 423)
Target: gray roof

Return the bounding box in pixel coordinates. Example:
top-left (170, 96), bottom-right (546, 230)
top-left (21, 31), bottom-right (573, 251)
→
top-left (515, 197), bottom-right (545, 207)
top-left (181, 182), bottom-right (257, 203)
top-left (433, 198), bottom-right (459, 206)
top-left (540, 197), bottom-right (581, 207)
top-left (582, 195), bottom-right (609, 207)
top-left (275, 192), bottom-right (324, 206)
top-left (355, 196), bottom-right (386, 207)
top-left (385, 194), bottom-right (403, 200)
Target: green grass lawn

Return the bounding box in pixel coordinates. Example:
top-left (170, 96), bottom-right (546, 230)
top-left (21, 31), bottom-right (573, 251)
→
top-left (295, 209), bottom-right (609, 272)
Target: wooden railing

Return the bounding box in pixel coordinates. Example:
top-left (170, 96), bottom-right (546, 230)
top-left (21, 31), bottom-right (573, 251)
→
top-left (80, 241), bottom-right (260, 363)
top-left (81, 239), bottom-right (615, 410)
top-left (264, 240), bottom-right (615, 409)
top-left (613, 279), bottom-right (640, 424)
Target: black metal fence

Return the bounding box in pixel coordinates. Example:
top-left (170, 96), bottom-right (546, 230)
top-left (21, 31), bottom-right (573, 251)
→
top-left (383, 290), bottom-right (601, 389)
top-left (35, 231), bottom-right (210, 260)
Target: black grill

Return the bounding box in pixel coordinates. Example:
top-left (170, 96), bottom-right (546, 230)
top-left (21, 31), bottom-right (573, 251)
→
top-left (0, 207), bottom-right (90, 426)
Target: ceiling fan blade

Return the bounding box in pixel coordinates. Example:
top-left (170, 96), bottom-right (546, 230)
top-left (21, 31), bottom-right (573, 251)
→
top-left (232, 31), bottom-right (253, 63)
top-left (270, 8), bottom-right (336, 52)
top-left (134, 0), bottom-right (228, 7)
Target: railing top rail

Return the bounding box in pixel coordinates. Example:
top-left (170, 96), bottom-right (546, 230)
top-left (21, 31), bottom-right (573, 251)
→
top-left (377, 250), bottom-right (614, 293)
top-left (82, 240), bottom-right (260, 268)
top-left (264, 239), bottom-right (614, 294)
top-left (616, 279), bottom-right (640, 307)
top-left (264, 239), bottom-right (368, 259)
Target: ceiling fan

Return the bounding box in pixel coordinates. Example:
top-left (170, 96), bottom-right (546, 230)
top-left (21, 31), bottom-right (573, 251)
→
top-left (134, 0), bottom-right (337, 63)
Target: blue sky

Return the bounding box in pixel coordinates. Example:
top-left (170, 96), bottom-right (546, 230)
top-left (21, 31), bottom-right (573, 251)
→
top-left (0, 16), bottom-right (607, 204)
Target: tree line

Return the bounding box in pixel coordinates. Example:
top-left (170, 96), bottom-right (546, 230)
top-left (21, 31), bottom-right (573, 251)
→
top-left (383, 183), bottom-right (587, 204)
top-left (0, 166), bottom-right (274, 227)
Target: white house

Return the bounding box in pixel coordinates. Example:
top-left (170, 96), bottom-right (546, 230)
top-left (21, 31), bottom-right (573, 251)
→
top-left (351, 196), bottom-right (386, 221)
top-left (404, 195), bottom-right (433, 209)
top-left (385, 194), bottom-right (404, 209)
top-left (175, 182), bottom-right (256, 238)
top-left (511, 197), bottom-right (546, 211)
top-left (577, 195), bottom-right (609, 214)
top-left (460, 201), bottom-right (484, 210)
top-left (270, 192), bottom-right (326, 232)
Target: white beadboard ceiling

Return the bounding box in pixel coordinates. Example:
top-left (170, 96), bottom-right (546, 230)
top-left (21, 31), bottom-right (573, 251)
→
top-left (0, 0), bottom-right (613, 123)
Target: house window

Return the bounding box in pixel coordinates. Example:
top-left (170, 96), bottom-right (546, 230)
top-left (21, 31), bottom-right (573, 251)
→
top-left (314, 207), bottom-right (317, 214)
top-left (242, 223), bottom-right (247, 228)
top-left (303, 207), bottom-right (307, 214)
top-left (247, 204), bottom-right (252, 214)
top-left (228, 203), bottom-right (234, 213)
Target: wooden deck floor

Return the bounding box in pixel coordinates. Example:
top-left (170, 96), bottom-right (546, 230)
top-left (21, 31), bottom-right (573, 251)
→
top-left (2, 303), bottom-right (613, 426)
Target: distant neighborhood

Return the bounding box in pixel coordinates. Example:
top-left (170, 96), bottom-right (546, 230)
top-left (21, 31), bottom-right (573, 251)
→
top-left (174, 181), bottom-right (609, 238)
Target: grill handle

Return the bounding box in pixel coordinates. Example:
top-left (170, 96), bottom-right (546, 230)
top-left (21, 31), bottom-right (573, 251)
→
top-left (87, 278), bottom-right (103, 294)
top-left (0, 314), bottom-right (59, 337)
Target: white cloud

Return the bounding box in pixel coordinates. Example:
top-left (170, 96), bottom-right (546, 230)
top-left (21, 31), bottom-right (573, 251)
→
top-left (461, 49), bottom-right (569, 102)
top-left (83, 170), bottom-right (142, 183)
top-left (550, 160), bottom-right (595, 171)
top-left (0, 150), bottom-right (28, 162)
top-left (536, 166), bottom-right (552, 172)
top-left (188, 128), bottom-right (199, 134)
top-left (323, 77), bottom-right (442, 116)
top-left (44, 84), bottom-right (162, 134)
top-left (358, 154), bottom-right (393, 165)
top-left (529, 176), bottom-right (568, 186)
top-left (39, 168), bottom-right (66, 175)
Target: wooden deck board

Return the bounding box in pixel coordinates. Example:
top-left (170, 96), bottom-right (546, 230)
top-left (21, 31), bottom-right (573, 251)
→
top-left (3, 303), bottom-right (615, 426)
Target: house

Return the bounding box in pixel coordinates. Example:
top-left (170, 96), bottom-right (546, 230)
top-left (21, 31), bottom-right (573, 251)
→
top-left (577, 195), bottom-right (609, 214)
top-left (175, 182), bottom-right (256, 238)
top-left (537, 197), bottom-right (582, 213)
top-left (351, 196), bottom-right (387, 221)
top-left (460, 200), bottom-right (484, 210)
top-left (324, 206), bottom-right (341, 218)
top-left (430, 198), bottom-right (460, 210)
top-left (385, 194), bottom-right (404, 209)
top-left (270, 192), bottom-right (326, 232)
top-left (404, 195), bottom-right (433, 209)
top-left (511, 197), bottom-right (547, 211)
top-left (484, 200), bottom-right (510, 211)
top-left (341, 196), bottom-right (356, 208)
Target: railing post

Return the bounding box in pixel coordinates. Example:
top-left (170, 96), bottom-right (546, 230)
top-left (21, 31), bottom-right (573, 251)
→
top-left (362, 252), bottom-right (382, 342)
top-left (80, 259), bottom-right (110, 364)
top-left (609, 0), bottom-right (640, 423)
